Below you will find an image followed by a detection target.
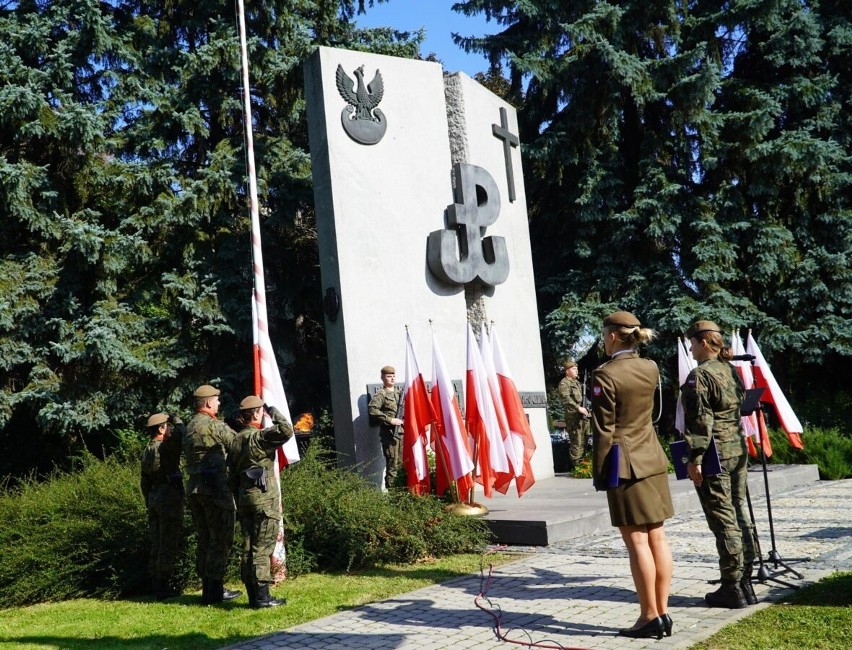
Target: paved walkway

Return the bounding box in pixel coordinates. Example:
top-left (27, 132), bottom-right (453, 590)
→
top-left (226, 478), bottom-right (852, 650)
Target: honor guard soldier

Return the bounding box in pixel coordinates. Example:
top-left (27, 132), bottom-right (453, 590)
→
top-left (368, 365), bottom-right (403, 489)
top-left (557, 359), bottom-right (589, 468)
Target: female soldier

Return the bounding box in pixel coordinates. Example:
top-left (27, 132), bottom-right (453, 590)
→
top-left (682, 321), bottom-right (757, 609)
top-left (592, 311), bottom-right (673, 639)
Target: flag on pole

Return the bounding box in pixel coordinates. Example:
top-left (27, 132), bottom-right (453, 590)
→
top-left (490, 326), bottom-right (536, 497)
top-left (746, 332), bottom-right (804, 450)
top-left (675, 336), bottom-right (697, 434)
top-left (465, 323), bottom-right (511, 498)
top-left (430, 330), bottom-right (474, 500)
top-left (403, 330), bottom-right (435, 495)
top-left (480, 322), bottom-right (522, 488)
top-left (730, 331), bottom-right (762, 456)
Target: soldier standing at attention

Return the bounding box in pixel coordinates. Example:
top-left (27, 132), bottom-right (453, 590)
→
top-left (229, 395), bottom-right (294, 608)
top-left (557, 359), bottom-right (589, 469)
top-left (140, 412), bottom-right (184, 600)
top-left (682, 320), bottom-right (757, 609)
top-left (183, 384), bottom-right (241, 604)
top-left (368, 365), bottom-right (403, 489)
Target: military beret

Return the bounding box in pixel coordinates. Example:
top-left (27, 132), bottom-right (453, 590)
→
top-left (192, 384), bottom-right (221, 398)
top-left (146, 413), bottom-right (169, 427)
top-left (686, 320), bottom-right (722, 339)
top-left (603, 310), bottom-right (641, 328)
top-left (380, 365), bottom-right (396, 375)
top-left (563, 359), bottom-right (577, 370)
top-left (239, 395), bottom-right (264, 410)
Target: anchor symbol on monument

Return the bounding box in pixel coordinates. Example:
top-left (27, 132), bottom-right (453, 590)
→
top-left (335, 64), bottom-right (387, 145)
top-left (427, 163), bottom-right (510, 287)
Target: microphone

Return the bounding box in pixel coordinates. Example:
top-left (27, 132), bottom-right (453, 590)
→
top-left (731, 354), bottom-right (756, 362)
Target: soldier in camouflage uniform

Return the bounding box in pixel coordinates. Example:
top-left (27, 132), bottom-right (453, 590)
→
top-left (183, 384), bottom-right (242, 604)
top-left (557, 359), bottom-right (589, 468)
top-left (368, 365), bottom-right (403, 489)
top-left (140, 412), bottom-right (184, 600)
top-left (681, 320), bottom-right (757, 609)
top-left (229, 395), bottom-right (294, 608)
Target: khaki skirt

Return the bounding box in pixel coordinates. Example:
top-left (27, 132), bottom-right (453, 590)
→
top-left (607, 471), bottom-right (674, 527)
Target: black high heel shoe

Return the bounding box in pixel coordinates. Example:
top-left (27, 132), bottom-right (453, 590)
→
top-left (661, 613), bottom-right (673, 637)
top-left (618, 616), bottom-right (665, 640)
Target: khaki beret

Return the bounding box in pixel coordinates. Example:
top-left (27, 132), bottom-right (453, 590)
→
top-left (192, 384), bottom-right (221, 398)
top-left (239, 395), bottom-right (264, 410)
top-left (603, 310), bottom-right (641, 328)
top-left (686, 320), bottom-right (722, 339)
top-left (563, 359), bottom-right (577, 370)
top-left (380, 365), bottom-right (396, 375)
top-left (146, 413), bottom-right (169, 427)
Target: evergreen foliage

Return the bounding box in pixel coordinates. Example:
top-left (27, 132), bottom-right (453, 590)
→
top-left (454, 0), bottom-right (851, 426)
top-left (0, 0), bottom-right (419, 478)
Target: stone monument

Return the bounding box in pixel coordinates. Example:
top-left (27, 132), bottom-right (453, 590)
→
top-left (304, 46), bottom-right (553, 488)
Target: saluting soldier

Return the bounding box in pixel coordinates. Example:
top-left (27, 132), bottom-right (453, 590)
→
top-left (682, 320), bottom-right (758, 609)
top-left (229, 395), bottom-right (294, 608)
top-left (183, 384), bottom-right (241, 604)
top-left (368, 365), bottom-right (403, 489)
top-left (140, 412), bottom-right (184, 600)
top-left (557, 359), bottom-right (589, 468)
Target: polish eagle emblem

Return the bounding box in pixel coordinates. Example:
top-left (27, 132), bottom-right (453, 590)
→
top-left (335, 64), bottom-right (387, 145)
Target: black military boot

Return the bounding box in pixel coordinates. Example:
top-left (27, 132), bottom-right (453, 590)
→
top-left (252, 583), bottom-right (286, 608)
top-left (705, 580), bottom-right (748, 609)
top-left (740, 575), bottom-right (758, 605)
top-left (221, 583), bottom-right (242, 602)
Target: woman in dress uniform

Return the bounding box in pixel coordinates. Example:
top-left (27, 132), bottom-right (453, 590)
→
top-left (592, 311), bottom-right (674, 639)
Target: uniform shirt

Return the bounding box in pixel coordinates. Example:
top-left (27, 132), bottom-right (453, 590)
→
top-left (591, 351), bottom-right (668, 483)
top-left (140, 434), bottom-right (183, 507)
top-left (183, 411), bottom-right (236, 497)
top-left (368, 387), bottom-right (401, 437)
top-left (229, 407), bottom-right (294, 511)
top-left (557, 376), bottom-right (584, 422)
top-left (681, 357), bottom-right (747, 463)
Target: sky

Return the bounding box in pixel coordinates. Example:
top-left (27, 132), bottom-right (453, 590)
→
top-left (355, 1), bottom-right (500, 76)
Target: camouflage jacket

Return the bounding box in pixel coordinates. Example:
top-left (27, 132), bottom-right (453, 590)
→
top-left (557, 376), bottom-right (584, 422)
top-left (681, 358), bottom-right (747, 463)
top-left (140, 433), bottom-right (183, 507)
top-left (183, 411), bottom-right (236, 499)
top-left (229, 407), bottom-right (294, 512)
top-left (368, 387), bottom-right (401, 437)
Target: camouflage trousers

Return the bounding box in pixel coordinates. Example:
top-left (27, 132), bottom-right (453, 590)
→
top-left (381, 431), bottom-right (401, 489)
top-left (565, 416), bottom-right (589, 466)
top-left (238, 504), bottom-right (279, 588)
top-left (187, 493), bottom-right (236, 581)
top-left (695, 453), bottom-right (757, 580)
top-left (147, 495), bottom-right (183, 591)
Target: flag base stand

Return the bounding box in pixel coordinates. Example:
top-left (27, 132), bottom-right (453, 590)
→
top-left (445, 501), bottom-right (488, 516)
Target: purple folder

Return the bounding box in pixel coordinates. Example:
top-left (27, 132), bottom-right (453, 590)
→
top-left (671, 437), bottom-right (722, 480)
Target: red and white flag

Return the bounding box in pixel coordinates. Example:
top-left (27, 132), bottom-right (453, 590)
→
top-left (490, 326), bottom-right (536, 497)
top-left (430, 330), bottom-right (474, 500)
top-left (403, 330), bottom-right (435, 495)
top-left (465, 323), bottom-right (511, 498)
top-left (480, 322), bottom-right (523, 487)
top-left (746, 332), bottom-right (804, 450)
top-left (675, 336), bottom-right (697, 434)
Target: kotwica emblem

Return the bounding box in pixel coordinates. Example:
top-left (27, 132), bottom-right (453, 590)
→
top-left (335, 64), bottom-right (387, 145)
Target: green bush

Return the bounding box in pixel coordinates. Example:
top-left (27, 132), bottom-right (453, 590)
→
top-left (767, 427), bottom-right (852, 480)
top-left (0, 443), bottom-right (491, 607)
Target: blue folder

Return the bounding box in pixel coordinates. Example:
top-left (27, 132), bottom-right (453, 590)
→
top-left (594, 443), bottom-right (621, 490)
top-left (671, 438), bottom-right (722, 480)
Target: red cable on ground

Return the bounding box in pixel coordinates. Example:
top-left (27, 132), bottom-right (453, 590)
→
top-left (474, 547), bottom-right (592, 650)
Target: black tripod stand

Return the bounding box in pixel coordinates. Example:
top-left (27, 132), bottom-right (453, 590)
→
top-left (741, 387), bottom-right (807, 589)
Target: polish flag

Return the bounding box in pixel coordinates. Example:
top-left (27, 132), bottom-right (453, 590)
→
top-left (480, 322), bottom-right (522, 488)
top-left (403, 330), bottom-right (435, 495)
top-left (731, 331), bottom-right (763, 456)
top-left (746, 333), bottom-right (804, 450)
top-left (675, 336), bottom-right (697, 434)
top-left (490, 326), bottom-right (536, 497)
top-left (465, 323), bottom-right (511, 498)
top-left (430, 330), bottom-right (474, 500)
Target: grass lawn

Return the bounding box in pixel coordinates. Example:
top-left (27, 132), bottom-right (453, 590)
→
top-left (0, 552), bottom-right (521, 650)
top-left (691, 571), bottom-right (852, 650)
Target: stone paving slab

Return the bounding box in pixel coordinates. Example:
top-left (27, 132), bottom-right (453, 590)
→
top-left (224, 476), bottom-right (852, 650)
